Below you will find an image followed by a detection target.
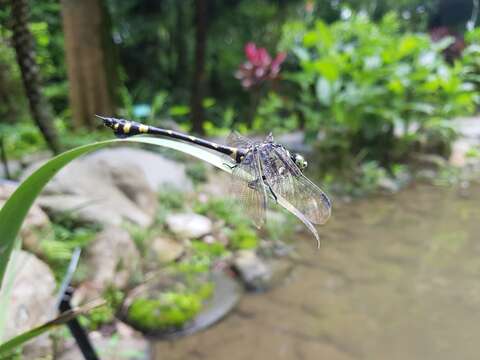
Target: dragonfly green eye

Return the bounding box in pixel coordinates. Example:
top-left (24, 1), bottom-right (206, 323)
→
top-left (294, 154), bottom-right (308, 170)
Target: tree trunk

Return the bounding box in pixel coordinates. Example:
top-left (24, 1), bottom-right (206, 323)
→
top-left (190, 0), bottom-right (208, 134)
top-left (9, 0), bottom-right (61, 153)
top-left (174, 0), bottom-right (188, 88)
top-left (61, 0), bottom-right (117, 129)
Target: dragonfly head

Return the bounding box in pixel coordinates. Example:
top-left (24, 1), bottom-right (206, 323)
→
top-left (293, 153), bottom-right (308, 170)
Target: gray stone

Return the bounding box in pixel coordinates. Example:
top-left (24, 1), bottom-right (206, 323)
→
top-left (0, 180), bottom-right (17, 198)
top-left (38, 193), bottom-right (152, 228)
top-left (20, 150), bottom-right (52, 167)
top-left (449, 138), bottom-right (475, 167)
top-left (0, 160), bottom-right (21, 179)
top-left (166, 213), bottom-right (212, 239)
top-left (21, 147), bottom-right (167, 228)
top-left (85, 227), bottom-right (140, 289)
top-left (150, 236), bottom-right (185, 263)
top-left (412, 153), bottom-right (447, 168)
top-left (233, 250), bottom-right (271, 291)
top-left (3, 250), bottom-right (56, 357)
top-left (416, 169), bottom-right (438, 181)
top-left (86, 147), bottom-right (192, 192)
top-left (0, 182), bottom-right (52, 254)
top-left (453, 116), bottom-right (480, 140)
top-left (377, 176), bottom-right (400, 193)
top-left (233, 250), bottom-right (294, 291)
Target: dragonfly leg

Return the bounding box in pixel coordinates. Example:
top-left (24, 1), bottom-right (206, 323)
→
top-left (265, 182), bottom-right (278, 202)
top-left (248, 178), bottom-right (278, 202)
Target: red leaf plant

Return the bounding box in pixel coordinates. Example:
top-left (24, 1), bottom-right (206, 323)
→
top-left (235, 42), bottom-right (287, 89)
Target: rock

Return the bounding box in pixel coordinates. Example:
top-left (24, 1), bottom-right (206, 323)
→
top-left (150, 236), bottom-right (185, 263)
top-left (233, 250), bottom-right (271, 291)
top-left (449, 139), bottom-right (476, 167)
top-left (166, 213), bottom-right (212, 239)
top-left (3, 250), bottom-right (56, 358)
top-left (20, 150), bottom-right (52, 167)
top-left (453, 116), bottom-right (480, 140)
top-left (377, 176), bottom-right (400, 193)
top-left (412, 153), bottom-right (447, 168)
top-left (416, 169), bottom-right (438, 181)
top-left (38, 194), bottom-right (150, 227)
top-left (233, 250), bottom-right (294, 291)
top-left (57, 329), bottom-right (149, 360)
top-left (71, 281), bottom-right (103, 306)
top-left (109, 165), bottom-right (157, 220)
top-left (200, 171), bottom-right (232, 198)
top-left (0, 179), bottom-right (17, 198)
top-left (21, 147), bottom-right (169, 228)
top-left (122, 271), bottom-right (241, 339)
top-left (0, 182), bottom-right (52, 255)
top-left (86, 147), bottom-right (193, 192)
top-left (84, 227), bottom-right (140, 290)
top-left (0, 160), bottom-right (21, 179)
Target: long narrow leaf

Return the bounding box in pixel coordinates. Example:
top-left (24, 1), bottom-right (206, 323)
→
top-left (0, 299), bottom-right (105, 356)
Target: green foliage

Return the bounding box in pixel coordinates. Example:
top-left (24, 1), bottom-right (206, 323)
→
top-left (227, 225), bottom-right (259, 250)
top-left (191, 240), bottom-right (228, 259)
top-left (0, 32), bottom-right (28, 123)
top-left (263, 212), bottom-right (296, 242)
top-left (0, 120), bottom-right (113, 161)
top-left (173, 241), bottom-right (228, 277)
top-left (461, 28), bottom-right (480, 101)
top-left (157, 186), bottom-right (185, 212)
top-left (278, 13), bottom-right (476, 169)
top-left (185, 162), bottom-right (208, 185)
top-left (126, 281), bottom-right (214, 331)
top-left (40, 224), bottom-right (97, 281)
top-left (0, 123), bottom-right (45, 159)
top-left (154, 186), bottom-right (186, 227)
top-left (81, 287), bottom-right (124, 330)
top-left (193, 197), bottom-right (251, 227)
top-left (356, 161), bottom-right (389, 194)
top-left (251, 92), bottom-right (300, 133)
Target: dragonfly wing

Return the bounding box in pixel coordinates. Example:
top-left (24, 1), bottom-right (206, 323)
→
top-left (230, 151), bottom-right (267, 228)
top-left (226, 131), bottom-right (254, 149)
top-left (262, 146), bottom-right (331, 225)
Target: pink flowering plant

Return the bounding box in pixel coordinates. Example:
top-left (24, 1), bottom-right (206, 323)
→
top-left (235, 42), bottom-right (286, 90)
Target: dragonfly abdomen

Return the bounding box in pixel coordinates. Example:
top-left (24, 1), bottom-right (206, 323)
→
top-left (99, 115), bottom-right (244, 161)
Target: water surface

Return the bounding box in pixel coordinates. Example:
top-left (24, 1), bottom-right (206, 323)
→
top-left (153, 184), bottom-right (480, 360)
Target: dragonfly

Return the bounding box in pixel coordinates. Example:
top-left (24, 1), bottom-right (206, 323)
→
top-left (99, 116), bottom-right (331, 246)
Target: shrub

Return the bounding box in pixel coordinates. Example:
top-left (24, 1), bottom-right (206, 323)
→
top-left (461, 28), bottom-right (480, 101)
top-left (272, 13), bottom-right (476, 168)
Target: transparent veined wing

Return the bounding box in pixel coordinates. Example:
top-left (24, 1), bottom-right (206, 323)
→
top-left (261, 145), bottom-right (331, 225)
top-left (230, 149), bottom-right (267, 228)
top-left (226, 131), bottom-right (254, 149)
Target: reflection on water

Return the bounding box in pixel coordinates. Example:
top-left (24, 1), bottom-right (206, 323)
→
top-left (153, 184), bottom-right (480, 360)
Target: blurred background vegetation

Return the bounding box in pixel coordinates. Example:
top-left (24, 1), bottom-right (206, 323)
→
top-left (0, 0), bottom-right (478, 187)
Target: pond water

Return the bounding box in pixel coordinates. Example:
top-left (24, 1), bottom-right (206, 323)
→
top-left (152, 183), bottom-right (480, 360)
